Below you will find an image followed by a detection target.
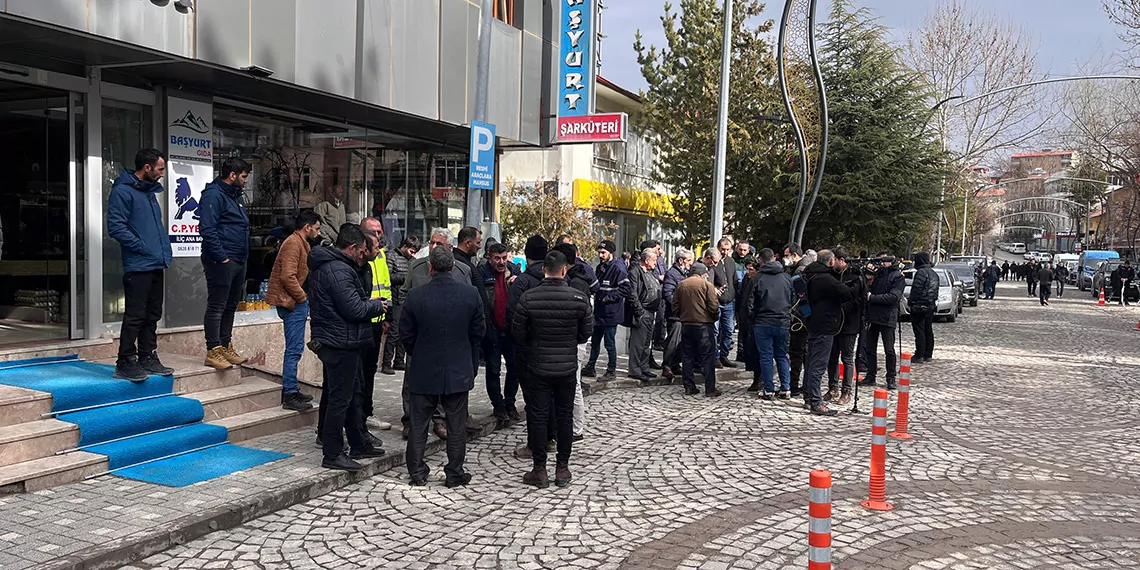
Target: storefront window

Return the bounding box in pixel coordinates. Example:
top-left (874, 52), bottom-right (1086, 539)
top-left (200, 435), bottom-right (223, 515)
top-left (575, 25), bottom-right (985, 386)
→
top-left (101, 101), bottom-right (153, 325)
top-left (368, 150), bottom-right (468, 247)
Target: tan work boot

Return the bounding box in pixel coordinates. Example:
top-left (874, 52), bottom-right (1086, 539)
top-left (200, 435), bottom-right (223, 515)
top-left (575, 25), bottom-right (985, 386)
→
top-left (204, 346), bottom-right (232, 370)
top-left (221, 343), bottom-right (247, 365)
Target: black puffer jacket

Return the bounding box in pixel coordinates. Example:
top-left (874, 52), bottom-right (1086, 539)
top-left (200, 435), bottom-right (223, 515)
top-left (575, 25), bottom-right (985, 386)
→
top-left (507, 260), bottom-right (544, 327)
top-left (308, 246), bottom-right (387, 349)
top-left (662, 265), bottom-right (689, 322)
top-left (907, 253), bottom-right (939, 312)
top-left (386, 247), bottom-right (412, 304)
top-left (866, 264), bottom-right (905, 326)
top-left (511, 278), bottom-right (593, 378)
top-left (838, 266), bottom-right (867, 335)
top-left (804, 261), bottom-right (853, 335)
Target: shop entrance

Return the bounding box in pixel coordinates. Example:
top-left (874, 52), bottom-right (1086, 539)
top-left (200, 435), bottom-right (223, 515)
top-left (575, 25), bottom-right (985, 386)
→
top-left (0, 81), bottom-right (76, 346)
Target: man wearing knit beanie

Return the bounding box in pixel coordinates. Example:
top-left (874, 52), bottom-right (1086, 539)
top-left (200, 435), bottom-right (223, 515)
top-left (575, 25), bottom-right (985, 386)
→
top-left (583, 239), bottom-right (633, 382)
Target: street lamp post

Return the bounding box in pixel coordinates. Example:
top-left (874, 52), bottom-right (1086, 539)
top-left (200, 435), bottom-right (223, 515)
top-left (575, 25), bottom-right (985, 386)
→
top-left (710, 0), bottom-right (734, 247)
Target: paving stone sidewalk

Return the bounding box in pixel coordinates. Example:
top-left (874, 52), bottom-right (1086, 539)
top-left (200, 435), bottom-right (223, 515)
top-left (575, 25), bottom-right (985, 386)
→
top-left (133, 281), bottom-right (1140, 570)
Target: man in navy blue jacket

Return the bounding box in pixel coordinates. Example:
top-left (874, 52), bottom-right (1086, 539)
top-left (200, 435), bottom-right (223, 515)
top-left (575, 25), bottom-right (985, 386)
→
top-left (582, 240), bottom-right (633, 382)
top-left (198, 157), bottom-right (252, 370)
top-left (107, 148), bottom-right (175, 382)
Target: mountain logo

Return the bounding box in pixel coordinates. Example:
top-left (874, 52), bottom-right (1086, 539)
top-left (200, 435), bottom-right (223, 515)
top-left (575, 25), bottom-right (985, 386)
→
top-left (171, 110), bottom-right (210, 134)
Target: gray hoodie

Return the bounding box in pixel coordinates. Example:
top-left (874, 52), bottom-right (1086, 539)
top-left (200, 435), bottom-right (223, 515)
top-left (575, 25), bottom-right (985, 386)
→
top-left (751, 261), bottom-right (794, 327)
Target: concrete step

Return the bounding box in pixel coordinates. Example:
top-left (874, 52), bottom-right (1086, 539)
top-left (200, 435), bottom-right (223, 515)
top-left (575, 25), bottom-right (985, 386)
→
top-left (0, 452), bottom-right (107, 494)
top-left (212, 406), bottom-right (318, 444)
top-left (0, 384), bottom-right (52, 428)
top-left (94, 354), bottom-right (242, 394)
top-left (187, 378), bottom-right (284, 421)
top-left (0, 419), bottom-right (78, 466)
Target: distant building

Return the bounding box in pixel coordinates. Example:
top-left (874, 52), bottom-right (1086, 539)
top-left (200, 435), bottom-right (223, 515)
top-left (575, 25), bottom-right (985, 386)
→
top-left (1009, 150), bottom-right (1079, 178)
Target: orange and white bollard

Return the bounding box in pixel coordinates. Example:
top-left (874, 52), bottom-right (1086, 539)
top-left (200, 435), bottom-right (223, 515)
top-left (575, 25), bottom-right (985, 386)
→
top-left (808, 470), bottom-right (832, 570)
top-left (861, 388), bottom-right (894, 511)
top-left (891, 354), bottom-right (914, 440)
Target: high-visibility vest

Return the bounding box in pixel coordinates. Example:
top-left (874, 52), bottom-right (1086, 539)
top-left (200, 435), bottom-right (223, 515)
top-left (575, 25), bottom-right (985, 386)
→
top-left (369, 248), bottom-right (392, 323)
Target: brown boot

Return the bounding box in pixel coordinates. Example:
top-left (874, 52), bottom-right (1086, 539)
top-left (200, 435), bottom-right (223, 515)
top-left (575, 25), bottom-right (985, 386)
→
top-left (513, 444), bottom-right (532, 459)
top-left (554, 461), bottom-right (572, 487)
top-left (823, 388), bottom-right (839, 402)
top-left (204, 346), bottom-right (232, 370)
top-left (522, 465), bottom-right (550, 488)
top-left (221, 343), bottom-right (247, 365)
top-left (837, 390), bottom-right (852, 406)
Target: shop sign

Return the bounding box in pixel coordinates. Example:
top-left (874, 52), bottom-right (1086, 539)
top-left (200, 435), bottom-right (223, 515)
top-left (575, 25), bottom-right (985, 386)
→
top-left (556, 113), bottom-right (627, 143)
top-left (166, 96), bottom-right (214, 258)
top-left (558, 0), bottom-right (596, 118)
top-left (468, 121), bottom-right (496, 191)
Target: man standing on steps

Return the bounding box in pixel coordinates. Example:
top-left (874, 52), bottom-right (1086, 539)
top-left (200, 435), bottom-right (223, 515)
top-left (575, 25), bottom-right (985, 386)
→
top-left (107, 148), bottom-right (175, 382)
top-left (358, 218), bottom-right (394, 435)
top-left (583, 240), bottom-right (631, 383)
top-left (672, 262), bottom-right (721, 397)
top-left (199, 157), bottom-right (252, 371)
top-left (401, 247), bottom-right (485, 487)
top-left (266, 211), bottom-right (321, 411)
top-left (308, 224), bottom-right (389, 471)
top-left (512, 250), bottom-right (592, 489)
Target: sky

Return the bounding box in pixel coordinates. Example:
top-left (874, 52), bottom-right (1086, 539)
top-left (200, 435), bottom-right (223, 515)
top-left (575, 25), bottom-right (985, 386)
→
top-left (599, 0), bottom-right (1131, 92)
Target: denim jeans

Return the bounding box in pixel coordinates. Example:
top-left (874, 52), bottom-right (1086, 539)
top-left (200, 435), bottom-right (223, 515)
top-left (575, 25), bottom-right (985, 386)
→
top-left (276, 300), bottom-right (308, 394)
top-left (482, 328), bottom-right (519, 412)
top-left (716, 301), bottom-right (735, 358)
top-left (753, 324), bottom-right (791, 392)
top-left (587, 325), bottom-right (618, 373)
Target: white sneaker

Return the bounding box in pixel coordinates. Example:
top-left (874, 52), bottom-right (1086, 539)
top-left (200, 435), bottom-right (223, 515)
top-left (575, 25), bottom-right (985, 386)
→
top-left (366, 418), bottom-right (393, 430)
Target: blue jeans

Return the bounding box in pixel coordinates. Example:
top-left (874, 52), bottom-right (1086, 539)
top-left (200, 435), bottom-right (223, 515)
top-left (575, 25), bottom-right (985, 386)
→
top-left (753, 324), bottom-right (791, 392)
top-left (587, 325), bottom-right (618, 373)
top-left (482, 328), bottom-right (518, 412)
top-left (276, 300), bottom-right (308, 394)
top-left (716, 302), bottom-right (735, 358)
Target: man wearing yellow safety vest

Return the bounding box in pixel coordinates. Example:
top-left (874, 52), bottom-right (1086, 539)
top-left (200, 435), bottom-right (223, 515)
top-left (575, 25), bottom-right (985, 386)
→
top-left (359, 217), bottom-right (394, 438)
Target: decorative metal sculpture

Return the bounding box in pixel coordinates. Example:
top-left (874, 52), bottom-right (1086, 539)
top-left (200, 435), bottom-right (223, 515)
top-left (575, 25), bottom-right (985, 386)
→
top-left (777, 0), bottom-right (829, 245)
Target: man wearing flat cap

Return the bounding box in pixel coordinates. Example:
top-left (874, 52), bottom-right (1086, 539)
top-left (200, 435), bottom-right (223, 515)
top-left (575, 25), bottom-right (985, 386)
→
top-left (671, 262), bottom-right (722, 397)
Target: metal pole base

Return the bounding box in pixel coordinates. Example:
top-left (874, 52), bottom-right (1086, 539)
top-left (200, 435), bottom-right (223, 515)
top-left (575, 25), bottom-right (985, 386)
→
top-left (888, 432), bottom-right (913, 440)
top-left (849, 406), bottom-right (867, 415)
top-left (860, 499), bottom-right (894, 511)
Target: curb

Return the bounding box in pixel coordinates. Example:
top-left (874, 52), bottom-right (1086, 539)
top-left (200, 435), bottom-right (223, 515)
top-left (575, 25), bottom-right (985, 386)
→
top-left (47, 365), bottom-right (752, 570)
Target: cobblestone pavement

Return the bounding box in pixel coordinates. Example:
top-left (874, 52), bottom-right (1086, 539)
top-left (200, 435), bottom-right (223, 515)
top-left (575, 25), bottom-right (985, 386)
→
top-left (119, 279), bottom-right (1140, 570)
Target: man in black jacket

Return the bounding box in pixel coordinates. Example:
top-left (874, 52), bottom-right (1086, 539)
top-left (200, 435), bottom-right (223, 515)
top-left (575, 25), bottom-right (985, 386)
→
top-left (751, 249), bottom-right (794, 400)
top-left (627, 247), bottom-right (662, 381)
top-left (709, 240), bottom-right (738, 368)
top-left (661, 249), bottom-right (695, 380)
top-left (908, 252), bottom-right (939, 363)
top-left (1038, 262), bottom-right (1054, 306)
top-left (382, 235), bottom-right (420, 374)
top-left (1026, 260), bottom-right (1039, 296)
top-left (401, 247), bottom-right (486, 487)
top-left (479, 242), bottom-right (523, 424)
top-left (1118, 260), bottom-right (1135, 306)
top-left (511, 250), bottom-right (592, 488)
top-left (802, 250), bottom-right (852, 416)
top-left (308, 225), bottom-right (389, 471)
top-left (826, 247), bottom-right (865, 405)
top-left (1051, 262), bottom-right (1068, 298)
top-left (859, 253), bottom-right (905, 391)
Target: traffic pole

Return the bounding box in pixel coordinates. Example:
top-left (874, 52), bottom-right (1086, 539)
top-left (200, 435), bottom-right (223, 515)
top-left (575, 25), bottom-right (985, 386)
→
top-left (860, 388), bottom-right (894, 511)
top-left (890, 354), bottom-right (914, 440)
top-left (808, 470), bottom-right (832, 570)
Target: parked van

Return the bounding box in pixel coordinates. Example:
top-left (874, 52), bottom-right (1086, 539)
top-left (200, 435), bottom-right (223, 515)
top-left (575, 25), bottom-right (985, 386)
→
top-left (1077, 250), bottom-right (1121, 291)
top-left (1009, 243), bottom-right (1027, 254)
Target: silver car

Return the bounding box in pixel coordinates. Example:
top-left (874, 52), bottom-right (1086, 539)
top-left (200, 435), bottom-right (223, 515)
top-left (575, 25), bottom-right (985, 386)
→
top-left (899, 268), bottom-right (962, 323)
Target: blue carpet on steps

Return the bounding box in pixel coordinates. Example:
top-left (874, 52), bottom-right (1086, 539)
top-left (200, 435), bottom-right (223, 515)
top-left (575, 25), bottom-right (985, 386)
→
top-left (0, 356), bottom-right (291, 487)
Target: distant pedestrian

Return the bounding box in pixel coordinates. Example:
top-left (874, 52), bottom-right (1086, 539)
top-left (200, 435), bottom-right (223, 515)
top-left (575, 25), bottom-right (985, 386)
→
top-left (554, 241), bottom-right (598, 442)
top-left (1001, 261), bottom-right (1010, 281)
top-left (1038, 263), bottom-right (1054, 306)
top-left (1026, 261), bottom-right (1038, 297)
top-left (266, 211), bottom-right (321, 411)
top-left (1052, 263), bottom-right (1068, 298)
top-left (511, 250), bottom-right (592, 489)
top-left (401, 247), bottom-right (485, 487)
top-left (983, 260), bottom-right (1000, 300)
top-left (583, 240), bottom-right (632, 382)
top-left (784, 244), bottom-right (814, 397)
top-left (908, 252), bottom-right (939, 363)
top-left (736, 255), bottom-right (761, 392)
top-left (358, 217), bottom-right (394, 436)
top-left (1118, 260), bottom-right (1135, 306)
top-left (672, 262), bottom-right (721, 397)
top-left (750, 249), bottom-right (793, 400)
top-left (382, 235), bottom-right (420, 374)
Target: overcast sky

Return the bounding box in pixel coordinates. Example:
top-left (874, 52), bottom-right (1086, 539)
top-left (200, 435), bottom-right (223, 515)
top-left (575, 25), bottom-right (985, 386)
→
top-left (600, 0), bottom-right (1131, 92)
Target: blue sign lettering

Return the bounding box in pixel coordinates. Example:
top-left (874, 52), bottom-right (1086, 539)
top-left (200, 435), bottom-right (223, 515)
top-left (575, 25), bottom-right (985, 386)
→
top-left (468, 122), bottom-right (496, 192)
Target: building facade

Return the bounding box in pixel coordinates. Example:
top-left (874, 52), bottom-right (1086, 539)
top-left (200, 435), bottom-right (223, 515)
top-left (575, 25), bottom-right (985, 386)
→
top-left (0, 1), bottom-right (557, 372)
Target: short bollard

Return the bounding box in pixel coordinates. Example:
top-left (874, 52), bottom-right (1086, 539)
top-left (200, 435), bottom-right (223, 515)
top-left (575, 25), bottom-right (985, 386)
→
top-left (891, 354), bottom-right (914, 440)
top-left (861, 388), bottom-right (894, 511)
top-left (808, 470), bottom-right (832, 570)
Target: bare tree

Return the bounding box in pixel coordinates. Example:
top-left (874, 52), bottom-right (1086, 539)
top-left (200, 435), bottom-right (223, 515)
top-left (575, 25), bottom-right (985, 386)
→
top-left (1105, 0), bottom-right (1140, 48)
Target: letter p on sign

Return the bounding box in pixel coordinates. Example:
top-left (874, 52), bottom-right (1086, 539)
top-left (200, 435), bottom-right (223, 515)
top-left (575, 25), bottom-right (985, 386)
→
top-left (468, 121), bottom-right (496, 191)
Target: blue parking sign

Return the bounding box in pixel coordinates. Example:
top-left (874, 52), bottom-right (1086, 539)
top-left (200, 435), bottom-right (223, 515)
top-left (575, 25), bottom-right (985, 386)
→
top-left (468, 121), bottom-right (496, 191)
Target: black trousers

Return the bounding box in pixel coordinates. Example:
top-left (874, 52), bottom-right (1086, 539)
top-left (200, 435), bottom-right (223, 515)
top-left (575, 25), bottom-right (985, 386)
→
top-left (827, 333), bottom-right (857, 391)
top-left (382, 304), bottom-right (406, 368)
top-left (360, 322), bottom-right (384, 419)
top-left (401, 377), bottom-right (444, 428)
top-left (203, 259), bottom-right (246, 349)
top-left (1039, 282), bottom-right (1052, 305)
top-left (317, 346), bottom-right (369, 460)
top-left (662, 320), bottom-right (683, 370)
top-left (681, 323), bottom-right (717, 392)
top-left (1027, 279), bottom-right (1037, 296)
top-left (863, 323), bottom-right (897, 383)
top-left (652, 303), bottom-right (667, 345)
top-left (910, 309), bottom-right (935, 360)
top-left (524, 374), bottom-right (576, 466)
top-left (789, 327), bottom-right (809, 392)
top-left (1054, 279), bottom-right (1064, 297)
top-left (119, 270), bottom-right (164, 359)
top-left (406, 391), bottom-right (468, 481)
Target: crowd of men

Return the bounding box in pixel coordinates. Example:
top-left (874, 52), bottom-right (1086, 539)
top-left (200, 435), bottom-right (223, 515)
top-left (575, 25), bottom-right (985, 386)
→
top-left (106, 146), bottom-right (936, 487)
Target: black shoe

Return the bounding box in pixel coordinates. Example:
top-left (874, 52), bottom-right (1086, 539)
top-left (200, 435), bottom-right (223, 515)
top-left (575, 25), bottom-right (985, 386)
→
top-left (572, 434), bottom-right (584, 442)
top-left (409, 477), bottom-right (427, 486)
top-left (493, 407), bottom-right (510, 423)
top-left (282, 392), bottom-right (314, 411)
top-left (598, 371), bottom-right (616, 382)
top-left (886, 381), bottom-right (898, 391)
top-left (704, 389), bottom-right (723, 398)
top-left (719, 357), bottom-right (737, 369)
top-left (790, 388), bottom-right (802, 398)
top-left (810, 405), bottom-right (839, 417)
top-left (856, 378), bottom-right (876, 387)
top-left (445, 473), bottom-right (473, 488)
top-left (380, 366), bottom-right (396, 375)
top-left (747, 380), bottom-right (761, 392)
top-left (685, 387), bottom-right (701, 395)
top-left (138, 353), bottom-right (174, 376)
top-left (366, 431), bottom-right (384, 448)
top-left (775, 391), bottom-right (791, 400)
top-left (507, 406), bottom-right (521, 423)
top-left (393, 362), bottom-right (406, 371)
top-left (296, 391), bottom-right (315, 403)
top-left (649, 360), bottom-right (663, 370)
top-left (581, 366), bottom-right (596, 378)
top-left (760, 392), bottom-right (775, 401)
top-left (113, 357), bottom-right (149, 383)
top-left (322, 454), bottom-right (363, 471)
top-left (349, 447), bottom-right (386, 460)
